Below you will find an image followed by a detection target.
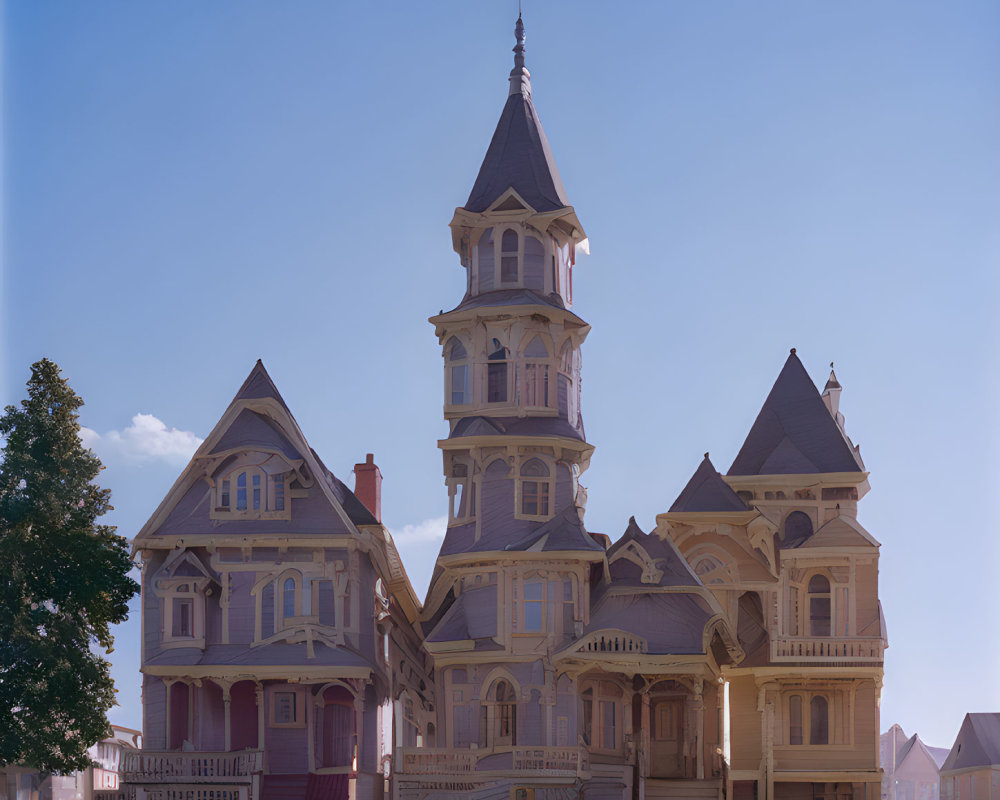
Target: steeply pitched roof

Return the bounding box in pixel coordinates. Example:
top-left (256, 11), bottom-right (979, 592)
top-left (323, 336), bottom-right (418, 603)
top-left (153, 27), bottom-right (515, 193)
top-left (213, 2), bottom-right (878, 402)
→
top-left (942, 713), bottom-right (1000, 772)
top-left (450, 415), bottom-right (584, 442)
top-left (463, 18), bottom-right (569, 214)
top-left (670, 454), bottom-right (748, 513)
top-left (797, 515), bottom-right (880, 549)
top-left (728, 351), bottom-right (864, 476)
top-left (606, 517), bottom-right (703, 588)
top-left (426, 584), bottom-right (498, 643)
top-left (504, 503), bottom-right (606, 553)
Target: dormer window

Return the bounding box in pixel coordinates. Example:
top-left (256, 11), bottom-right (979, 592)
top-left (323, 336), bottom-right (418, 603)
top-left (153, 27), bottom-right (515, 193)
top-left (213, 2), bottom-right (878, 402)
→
top-left (213, 465), bottom-right (289, 519)
top-left (500, 229), bottom-right (519, 283)
top-left (808, 574), bottom-right (832, 636)
top-left (153, 551), bottom-right (214, 650)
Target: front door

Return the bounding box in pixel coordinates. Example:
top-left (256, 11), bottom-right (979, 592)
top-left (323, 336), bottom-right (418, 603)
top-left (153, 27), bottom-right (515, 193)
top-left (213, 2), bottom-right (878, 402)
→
top-left (650, 698), bottom-right (684, 778)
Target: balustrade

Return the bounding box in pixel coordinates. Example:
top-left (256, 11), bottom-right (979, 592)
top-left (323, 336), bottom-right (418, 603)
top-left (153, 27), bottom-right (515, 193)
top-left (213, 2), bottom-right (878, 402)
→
top-left (397, 746), bottom-right (588, 776)
top-left (771, 636), bottom-right (883, 662)
top-left (123, 752), bottom-right (263, 783)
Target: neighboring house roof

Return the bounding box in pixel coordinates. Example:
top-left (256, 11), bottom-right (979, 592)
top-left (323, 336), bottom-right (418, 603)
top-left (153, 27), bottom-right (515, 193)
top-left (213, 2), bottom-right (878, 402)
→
top-left (942, 713), bottom-right (1000, 772)
top-left (464, 19), bottom-right (569, 214)
top-left (796, 515), bottom-right (880, 549)
top-left (728, 351), bottom-right (864, 476)
top-left (670, 454), bottom-right (748, 513)
top-left (450, 415), bottom-right (584, 442)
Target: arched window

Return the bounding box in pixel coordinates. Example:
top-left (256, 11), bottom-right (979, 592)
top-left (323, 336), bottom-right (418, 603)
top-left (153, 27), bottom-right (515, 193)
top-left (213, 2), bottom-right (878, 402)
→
top-left (788, 695), bottom-right (803, 745)
top-left (215, 466), bottom-right (287, 517)
top-left (520, 336), bottom-right (550, 408)
top-left (283, 578), bottom-right (296, 618)
top-left (487, 339), bottom-right (509, 403)
top-left (322, 686), bottom-right (355, 767)
top-left (810, 696), bottom-right (829, 744)
top-left (523, 235), bottom-right (545, 290)
top-left (494, 680), bottom-right (516, 745)
top-left (808, 574), bottom-right (831, 636)
top-left (448, 460), bottom-right (474, 522)
top-left (782, 511), bottom-right (813, 547)
top-left (447, 337), bottom-right (470, 405)
top-left (501, 229), bottom-right (519, 283)
top-left (477, 228), bottom-right (495, 292)
top-left (519, 458), bottom-right (551, 517)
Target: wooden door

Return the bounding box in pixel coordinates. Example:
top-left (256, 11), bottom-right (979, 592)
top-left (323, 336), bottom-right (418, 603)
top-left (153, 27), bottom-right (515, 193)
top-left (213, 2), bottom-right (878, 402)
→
top-left (650, 698), bottom-right (684, 778)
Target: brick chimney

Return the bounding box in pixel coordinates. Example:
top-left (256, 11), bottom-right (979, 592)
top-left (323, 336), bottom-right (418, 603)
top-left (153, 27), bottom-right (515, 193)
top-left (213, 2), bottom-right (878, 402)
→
top-left (353, 453), bottom-right (382, 523)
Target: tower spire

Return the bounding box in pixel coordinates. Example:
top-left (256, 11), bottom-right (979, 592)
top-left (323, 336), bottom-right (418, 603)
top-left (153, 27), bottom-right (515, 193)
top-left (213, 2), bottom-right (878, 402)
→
top-left (509, 14), bottom-right (531, 97)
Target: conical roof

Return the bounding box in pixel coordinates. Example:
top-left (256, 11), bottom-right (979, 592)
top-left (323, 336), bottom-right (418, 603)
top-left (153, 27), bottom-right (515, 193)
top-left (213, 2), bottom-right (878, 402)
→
top-left (728, 350), bottom-right (863, 476)
top-left (464, 17), bottom-right (570, 214)
top-left (671, 454), bottom-right (748, 512)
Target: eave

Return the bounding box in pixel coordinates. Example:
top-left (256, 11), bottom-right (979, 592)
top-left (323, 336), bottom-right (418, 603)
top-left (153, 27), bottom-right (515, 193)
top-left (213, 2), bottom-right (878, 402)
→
top-left (429, 304), bottom-right (590, 336)
top-left (141, 664), bottom-right (373, 681)
top-left (658, 510), bottom-right (759, 526)
top-left (724, 471), bottom-right (871, 494)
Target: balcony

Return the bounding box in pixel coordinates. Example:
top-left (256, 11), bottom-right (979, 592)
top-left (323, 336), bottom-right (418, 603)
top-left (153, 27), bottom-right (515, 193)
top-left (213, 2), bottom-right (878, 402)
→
top-left (123, 751), bottom-right (263, 784)
top-left (396, 746), bottom-right (588, 777)
top-left (771, 636), bottom-right (884, 663)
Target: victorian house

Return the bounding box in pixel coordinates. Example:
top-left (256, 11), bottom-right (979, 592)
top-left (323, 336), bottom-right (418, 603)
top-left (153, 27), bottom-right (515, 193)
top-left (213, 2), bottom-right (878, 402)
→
top-left (127, 364), bottom-right (432, 800)
top-left (127, 14), bottom-right (886, 800)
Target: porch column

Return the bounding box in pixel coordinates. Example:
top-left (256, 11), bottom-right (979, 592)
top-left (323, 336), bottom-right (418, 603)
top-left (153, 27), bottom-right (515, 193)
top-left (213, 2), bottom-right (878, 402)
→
top-left (354, 691), bottom-right (366, 772)
top-left (222, 685), bottom-right (232, 752)
top-left (640, 689), bottom-right (651, 800)
top-left (255, 683), bottom-right (266, 764)
top-left (624, 687), bottom-right (635, 764)
top-left (165, 680), bottom-right (173, 749)
top-left (694, 680), bottom-right (705, 780)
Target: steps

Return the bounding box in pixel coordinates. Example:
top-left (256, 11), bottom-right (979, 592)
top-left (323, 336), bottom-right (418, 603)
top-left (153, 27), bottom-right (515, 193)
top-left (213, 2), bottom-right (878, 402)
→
top-left (644, 779), bottom-right (721, 800)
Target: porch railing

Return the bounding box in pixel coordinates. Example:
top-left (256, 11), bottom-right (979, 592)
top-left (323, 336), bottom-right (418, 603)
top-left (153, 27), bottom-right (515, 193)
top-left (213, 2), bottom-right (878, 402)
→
top-left (396, 746), bottom-right (588, 776)
top-left (771, 636), bottom-right (884, 662)
top-left (123, 752), bottom-right (263, 784)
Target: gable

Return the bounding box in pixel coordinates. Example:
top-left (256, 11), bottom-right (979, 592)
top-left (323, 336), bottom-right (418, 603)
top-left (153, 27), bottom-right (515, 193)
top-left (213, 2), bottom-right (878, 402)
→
top-left (798, 515), bottom-right (880, 549)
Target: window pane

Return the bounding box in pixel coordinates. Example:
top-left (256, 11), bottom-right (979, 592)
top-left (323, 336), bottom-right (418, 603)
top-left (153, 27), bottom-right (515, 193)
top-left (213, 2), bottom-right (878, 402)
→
top-left (810, 696), bottom-right (829, 744)
top-left (789, 696), bottom-right (803, 745)
top-left (810, 597), bottom-right (831, 636)
top-left (487, 363), bottom-right (507, 403)
top-left (273, 474), bottom-right (285, 511)
top-left (283, 578), bottom-right (295, 618)
top-left (252, 474), bottom-right (261, 510)
top-left (601, 700), bottom-right (616, 749)
top-left (237, 472), bottom-right (247, 510)
top-left (451, 365), bottom-right (468, 404)
top-left (173, 599), bottom-right (193, 637)
top-left (221, 480), bottom-right (230, 508)
top-left (524, 600), bottom-right (543, 632)
top-left (274, 691), bottom-right (297, 724)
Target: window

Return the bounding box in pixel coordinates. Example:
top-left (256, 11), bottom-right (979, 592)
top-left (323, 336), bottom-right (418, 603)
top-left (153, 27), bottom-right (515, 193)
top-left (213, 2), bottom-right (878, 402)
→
top-left (786, 691), bottom-right (833, 745)
top-left (283, 578), bottom-right (296, 618)
top-left (496, 681), bottom-right (516, 744)
top-left (448, 460), bottom-right (474, 522)
top-left (214, 466), bottom-right (290, 518)
top-left (810, 696), bottom-right (829, 744)
top-left (789, 695), bottom-right (803, 745)
top-left (519, 336), bottom-right (550, 407)
top-left (519, 458), bottom-right (551, 518)
top-left (808, 574), bottom-right (832, 636)
top-left (501, 229), bottom-right (519, 283)
top-left (783, 510), bottom-right (813, 547)
top-left (523, 581), bottom-right (544, 632)
top-left (172, 596), bottom-right (193, 638)
top-left (447, 337), bottom-right (470, 405)
top-left (582, 681), bottom-right (622, 751)
top-left (487, 339), bottom-right (509, 403)
top-left (271, 687), bottom-right (306, 727)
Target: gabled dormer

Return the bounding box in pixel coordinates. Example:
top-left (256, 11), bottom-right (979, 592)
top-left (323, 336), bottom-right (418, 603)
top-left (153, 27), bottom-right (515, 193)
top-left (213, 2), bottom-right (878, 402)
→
top-left (152, 549), bottom-right (217, 650)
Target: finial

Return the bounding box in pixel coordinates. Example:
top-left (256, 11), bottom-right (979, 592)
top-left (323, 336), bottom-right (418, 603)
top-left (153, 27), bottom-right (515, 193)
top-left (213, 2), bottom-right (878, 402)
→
top-left (509, 14), bottom-right (531, 96)
top-left (704, 452), bottom-right (710, 460)
top-left (790, 347), bottom-right (796, 355)
top-left (830, 361), bottom-right (834, 369)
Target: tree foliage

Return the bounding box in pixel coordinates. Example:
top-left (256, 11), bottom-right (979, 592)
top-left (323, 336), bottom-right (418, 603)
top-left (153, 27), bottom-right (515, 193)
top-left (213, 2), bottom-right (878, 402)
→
top-left (0, 359), bottom-right (139, 772)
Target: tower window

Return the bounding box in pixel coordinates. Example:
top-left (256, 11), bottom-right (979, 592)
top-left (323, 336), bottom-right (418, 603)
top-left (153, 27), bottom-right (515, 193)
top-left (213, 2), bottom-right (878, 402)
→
top-left (447, 337), bottom-right (470, 405)
top-left (448, 460), bottom-right (474, 522)
top-left (283, 577), bottom-right (296, 618)
top-left (523, 580), bottom-right (544, 632)
top-left (501, 229), bottom-right (519, 283)
top-left (487, 340), bottom-right (509, 403)
top-left (519, 458), bottom-right (551, 518)
top-left (520, 336), bottom-right (551, 408)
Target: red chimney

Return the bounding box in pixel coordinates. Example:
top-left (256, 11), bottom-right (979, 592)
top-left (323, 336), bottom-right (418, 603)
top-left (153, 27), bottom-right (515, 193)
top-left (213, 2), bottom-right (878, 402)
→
top-left (353, 453), bottom-right (382, 522)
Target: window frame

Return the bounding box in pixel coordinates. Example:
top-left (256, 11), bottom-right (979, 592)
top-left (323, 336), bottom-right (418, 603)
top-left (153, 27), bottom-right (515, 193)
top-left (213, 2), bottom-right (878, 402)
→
top-left (446, 458), bottom-right (476, 524)
top-left (270, 686), bottom-right (307, 729)
top-left (212, 464), bottom-right (292, 521)
top-left (807, 573), bottom-right (833, 637)
top-left (581, 681), bottom-right (623, 753)
top-left (499, 228), bottom-right (520, 285)
top-left (445, 336), bottom-right (472, 407)
top-left (515, 457), bottom-right (554, 521)
top-left (784, 690), bottom-right (836, 747)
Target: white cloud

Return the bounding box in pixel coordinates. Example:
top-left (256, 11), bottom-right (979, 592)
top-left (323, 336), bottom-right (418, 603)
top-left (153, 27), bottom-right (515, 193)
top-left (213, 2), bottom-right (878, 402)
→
top-left (392, 515), bottom-right (448, 543)
top-left (81, 414), bottom-right (203, 466)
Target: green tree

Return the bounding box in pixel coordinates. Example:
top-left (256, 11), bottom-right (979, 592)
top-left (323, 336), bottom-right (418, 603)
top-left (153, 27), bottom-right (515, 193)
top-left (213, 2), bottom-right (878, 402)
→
top-left (0, 359), bottom-right (138, 772)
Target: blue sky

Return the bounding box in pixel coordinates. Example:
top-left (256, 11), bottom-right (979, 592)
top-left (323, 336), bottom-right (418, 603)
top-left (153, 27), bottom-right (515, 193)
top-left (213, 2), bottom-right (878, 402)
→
top-left (3, 2), bottom-right (998, 749)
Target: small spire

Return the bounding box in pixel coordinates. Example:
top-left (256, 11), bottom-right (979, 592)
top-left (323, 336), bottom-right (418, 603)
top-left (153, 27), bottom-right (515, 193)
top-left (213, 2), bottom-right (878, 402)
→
top-left (790, 347), bottom-right (797, 355)
top-left (509, 14), bottom-right (532, 97)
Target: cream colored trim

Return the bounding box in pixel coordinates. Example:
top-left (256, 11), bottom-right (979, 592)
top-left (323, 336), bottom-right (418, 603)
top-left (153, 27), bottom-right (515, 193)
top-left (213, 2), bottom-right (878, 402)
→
top-left (142, 664), bottom-right (372, 680)
top-left (723, 473), bottom-right (870, 489)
